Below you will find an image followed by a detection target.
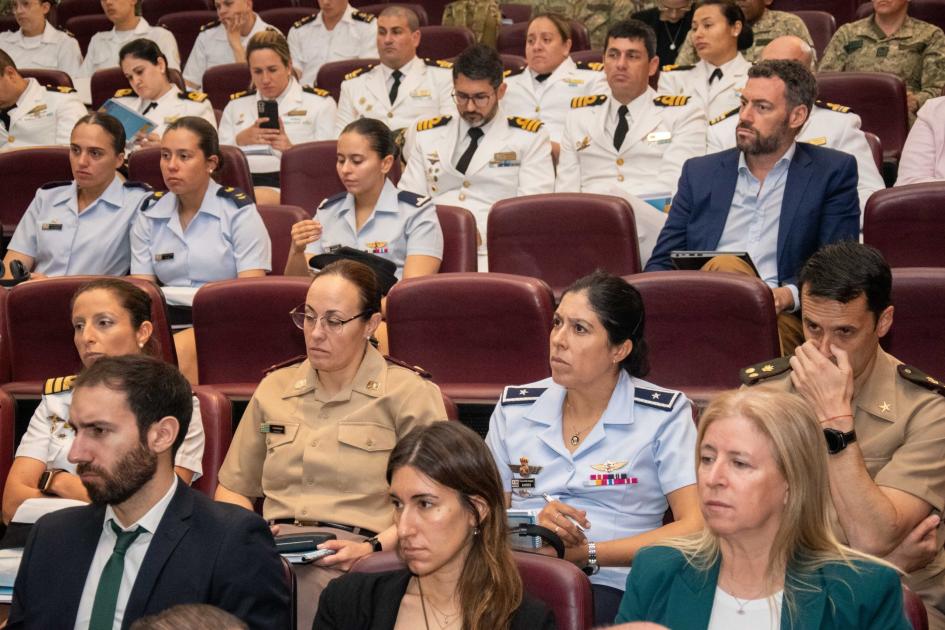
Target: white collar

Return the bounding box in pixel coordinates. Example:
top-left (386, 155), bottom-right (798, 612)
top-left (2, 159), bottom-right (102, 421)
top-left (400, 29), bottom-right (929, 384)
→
top-left (382, 55), bottom-right (420, 80)
top-left (317, 3), bottom-right (354, 28)
top-left (104, 475), bottom-right (178, 534)
top-left (13, 78), bottom-right (41, 109)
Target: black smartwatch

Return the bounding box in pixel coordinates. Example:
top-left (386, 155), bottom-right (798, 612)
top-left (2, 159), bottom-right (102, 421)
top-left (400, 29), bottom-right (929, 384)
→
top-left (365, 536), bottom-right (382, 552)
top-left (823, 428), bottom-right (857, 454)
top-left (38, 469), bottom-right (63, 493)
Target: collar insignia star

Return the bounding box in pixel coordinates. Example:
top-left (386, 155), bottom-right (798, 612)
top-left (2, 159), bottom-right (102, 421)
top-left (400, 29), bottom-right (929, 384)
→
top-left (879, 401), bottom-right (891, 413)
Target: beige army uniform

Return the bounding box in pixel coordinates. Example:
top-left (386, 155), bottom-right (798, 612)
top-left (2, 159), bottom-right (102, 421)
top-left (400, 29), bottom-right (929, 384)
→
top-left (520, 0), bottom-right (658, 50)
top-left (820, 15), bottom-right (945, 117)
top-left (674, 9), bottom-right (813, 65)
top-left (441, 0), bottom-right (501, 48)
top-left (744, 347), bottom-right (945, 627)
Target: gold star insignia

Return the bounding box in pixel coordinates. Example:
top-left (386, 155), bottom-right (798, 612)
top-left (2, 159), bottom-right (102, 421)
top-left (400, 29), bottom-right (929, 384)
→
top-left (745, 367), bottom-right (757, 374)
top-left (928, 377), bottom-right (940, 385)
top-left (761, 364), bottom-right (774, 372)
top-left (879, 401), bottom-right (891, 413)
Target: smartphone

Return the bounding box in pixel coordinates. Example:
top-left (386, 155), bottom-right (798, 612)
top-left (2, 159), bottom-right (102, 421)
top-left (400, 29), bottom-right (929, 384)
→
top-left (299, 548), bottom-right (337, 563)
top-left (257, 100), bottom-right (280, 129)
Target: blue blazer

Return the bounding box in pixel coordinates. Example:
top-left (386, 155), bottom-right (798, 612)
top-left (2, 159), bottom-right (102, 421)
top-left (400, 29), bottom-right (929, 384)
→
top-left (645, 144), bottom-right (860, 286)
top-left (616, 545), bottom-right (911, 630)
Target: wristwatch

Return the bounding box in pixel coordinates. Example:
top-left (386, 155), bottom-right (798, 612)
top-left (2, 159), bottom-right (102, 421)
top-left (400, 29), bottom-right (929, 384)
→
top-left (365, 536), bottom-right (382, 552)
top-left (38, 469), bottom-right (63, 493)
top-left (823, 428), bottom-right (857, 454)
top-left (582, 541), bottom-right (599, 576)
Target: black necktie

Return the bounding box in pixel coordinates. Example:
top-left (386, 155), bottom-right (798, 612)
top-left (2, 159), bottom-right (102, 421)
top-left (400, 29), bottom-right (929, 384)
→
top-left (141, 102), bottom-right (158, 116)
top-left (534, 73), bottom-right (551, 83)
top-left (0, 106), bottom-right (11, 130)
top-left (389, 69), bottom-right (403, 104)
top-left (613, 105), bottom-right (629, 151)
top-left (709, 68), bottom-right (723, 84)
top-left (456, 127), bottom-right (484, 174)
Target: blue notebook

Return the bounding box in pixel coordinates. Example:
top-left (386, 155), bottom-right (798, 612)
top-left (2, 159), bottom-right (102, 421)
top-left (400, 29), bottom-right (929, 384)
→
top-left (99, 98), bottom-right (156, 142)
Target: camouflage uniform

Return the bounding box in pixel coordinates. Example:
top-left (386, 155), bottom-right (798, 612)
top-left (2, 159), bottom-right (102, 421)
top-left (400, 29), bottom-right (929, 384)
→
top-left (674, 9), bottom-right (813, 65)
top-left (820, 15), bottom-right (945, 117)
top-left (0, 0), bottom-right (11, 15)
top-left (522, 0), bottom-right (658, 50)
top-left (442, 0), bottom-right (502, 48)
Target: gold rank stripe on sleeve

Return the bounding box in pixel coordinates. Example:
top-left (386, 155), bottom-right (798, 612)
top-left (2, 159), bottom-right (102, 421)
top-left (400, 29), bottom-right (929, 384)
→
top-left (303, 86), bottom-right (332, 98)
top-left (416, 115), bottom-right (451, 131)
top-left (229, 89), bottom-right (256, 100)
top-left (200, 19), bottom-right (220, 31)
top-left (576, 61), bottom-right (604, 72)
top-left (48, 85), bottom-right (77, 94)
top-left (344, 65), bottom-right (374, 81)
top-left (709, 107), bottom-right (740, 126)
top-left (351, 10), bottom-right (375, 22)
top-left (570, 94), bottom-right (608, 109)
top-left (898, 365), bottom-right (945, 396)
top-left (183, 91), bottom-right (209, 102)
top-left (508, 116), bottom-right (544, 132)
top-left (425, 58), bottom-right (454, 69)
top-left (815, 100), bottom-right (852, 114)
top-left (661, 64), bottom-right (695, 72)
top-left (292, 13), bottom-right (317, 28)
top-left (44, 375), bottom-right (76, 395)
top-left (113, 88), bottom-right (133, 98)
top-left (654, 95), bottom-right (691, 107)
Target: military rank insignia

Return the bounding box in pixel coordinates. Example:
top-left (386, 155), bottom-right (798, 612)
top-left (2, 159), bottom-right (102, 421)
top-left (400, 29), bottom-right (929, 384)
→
top-left (508, 116), bottom-right (543, 132)
top-left (571, 94), bottom-right (607, 108)
top-left (416, 115), bottom-right (451, 131)
top-left (653, 95), bottom-right (690, 107)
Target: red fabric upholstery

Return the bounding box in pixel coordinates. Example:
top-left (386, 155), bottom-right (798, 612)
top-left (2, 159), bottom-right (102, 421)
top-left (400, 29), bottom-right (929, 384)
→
top-left (386, 273), bottom-right (555, 403)
top-left (257, 204), bottom-right (311, 275)
top-left (882, 268), bottom-right (945, 378)
top-left (280, 555), bottom-right (298, 630)
top-left (500, 53), bottom-right (528, 74)
top-left (158, 11), bottom-right (219, 67)
top-left (315, 58), bottom-right (380, 101)
top-left (570, 50), bottom-right (601, 65)
top-left (192, 277), bottom-right (310, 397)
top-left (0, 147), bottom-right (71, 236)
top-left (0, 288), bottom-right (9, 385)
top-left (64, 14), bottom-right (112, 56)
top-left (0, 388), bottom-right (14, 499)
top-left (201, 62), bottom-right (252, 110)
top-left (501, 3), bottom-right (532, 23)
top-left (435, 205), bottom-right (478, 273)
top-left (863, 131), bottom-right (883, 174)
top-left (625, 271), bottom-right (780, 406)
top-left (56, 0), bottom-right (104, 30)
top-left (903, 585), bottom-right (929, 630)
top-left (864, 182), bottom-right (945, 267)
top-left (18, 68), bottom-right (74, 89)
top-left (142, 0), bottom-right (208, 28)
top-left (417, 25), bottom-right (475, 59)
top-left (857, 0), bottom-right (945, 32)
top-left (791, 10), bottom-right (836, 59)
top-left (358, 4), bottom-right (430, 26)
top-left (259, 8), bottom-right (317, 37)
top-left (351, 550), bottom-right (405, 573)
top-left (497, 20), bottom-right (590, 56)
top-left (0, 15), bottom-right (18, 33)
top-left (90, 66), bottom-right (129, 109)
top-left (488, 193), bottom-right (641, 296)
top-left (771, 0), bottom-right (857, 25)
top-left (252, 0), bottom-right (297, 11)
top-left (190, 385), bottom-right (233, 496)
top-left (816, 71), bottom-right (908, 162)
top-left (413, 0), bottom-right (452, 24)
top-left (128, 145), bottom-right (256, 202)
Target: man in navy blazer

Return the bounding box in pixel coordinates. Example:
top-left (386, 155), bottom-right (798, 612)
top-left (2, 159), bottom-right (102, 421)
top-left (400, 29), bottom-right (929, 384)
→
top-left (646, 59), bottom-right (860, 351)
top-left (8, 356), bottom-right (290, 630)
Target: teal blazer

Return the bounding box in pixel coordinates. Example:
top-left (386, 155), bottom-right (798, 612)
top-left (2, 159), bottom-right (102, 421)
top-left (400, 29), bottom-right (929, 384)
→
top-left (616, 545), bottom-right (911, 629)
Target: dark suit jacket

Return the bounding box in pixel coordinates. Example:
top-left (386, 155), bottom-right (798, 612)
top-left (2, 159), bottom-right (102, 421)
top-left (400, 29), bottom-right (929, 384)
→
top-left (8, 481), bottom-right (291, 630)
top-left (314, 569), bottom-right (556, 629)
top-left (616, 545), bottom-right (911, 629)
top-left (645, 143), bottom-right (860, 287)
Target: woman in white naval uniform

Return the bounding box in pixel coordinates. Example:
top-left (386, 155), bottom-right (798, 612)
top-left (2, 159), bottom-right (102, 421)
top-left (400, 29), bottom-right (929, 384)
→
top-left (219, 29), bottom-right (336, 205)
top-left (502, 12), bottom-right (605, 161)
top-left (114, 38), bottom-right (216, 152)
top-left (485, 271), bottom-right (703, 626)
top-left (1, 278), bottom-right (205, 524)
top-left (3, 113), bottom-right (151, 280)
top-left (658, 0), bottom-right (753, 120)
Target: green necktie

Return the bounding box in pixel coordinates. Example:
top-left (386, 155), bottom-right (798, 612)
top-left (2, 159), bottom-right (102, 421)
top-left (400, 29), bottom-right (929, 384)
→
top-left (88, 521), bottom-right (146, 630)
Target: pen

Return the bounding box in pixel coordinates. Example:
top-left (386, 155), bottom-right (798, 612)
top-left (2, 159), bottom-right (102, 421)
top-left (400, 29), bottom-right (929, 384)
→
top-left (542, 493), bottom-right (586, 532)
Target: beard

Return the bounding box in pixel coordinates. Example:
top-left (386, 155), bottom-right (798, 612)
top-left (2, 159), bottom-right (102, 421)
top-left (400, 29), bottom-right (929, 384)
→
top-left (735, 121), bottom-right (789, 156)
top-left (77, 441), bottom-right (158, 506)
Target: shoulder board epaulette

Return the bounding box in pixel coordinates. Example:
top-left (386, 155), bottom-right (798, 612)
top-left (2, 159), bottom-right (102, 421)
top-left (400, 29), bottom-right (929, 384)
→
top-left (264, 354), bottom-right (306, 375)
top-left (654, 94), bottom-right (691, 107)
top-left (40, 180), bottom-right (72, 190)
top-left (815, 100), bottom-right (852, 114)
top-left (397, 190), bottom-right (431, 207)
top-left (634, 387), bottom-right (680, 410)
top-left (141, 190), bottom-right (166, 210)
top-left (384, 355), bottom-right (432, 379)
top-left (508, 116), bottom-right (543, 132)
top-left (575, 60), bottom-right (604, 72)
top-left (113, 88), bottom-right (134, 98)
top-left (200, 19), bottom-right (220, 32)
top-left (352, 10), bottom-right (375, 23)
top-left (302, 85), bottom-right (332, 98)
top-left (741, 357), bottom-right (791, 385)
top-left (293, 13), bottom-right (318, 28)
top-left (180, 90), bottom-right (209, 102)
top-left (123, 180), bottom-right (152, 191)
top-left (343, 64), bottom-right (374, 81)
top-left (217, 186), bottom-right (252, 208)
top-left (709, 107), bottom-right (740, 126)
top-left (898, 365), bottom-right (945, 397)
top-left (571, 94), bottom-right (607, 109)
top-left (229, 88), bottom-right (257, 100)
top-left (44, 375), bottom-right (76, 396)
top-left (416, 115), bottom-right (451, 132)
top-left (661, 64), bottom-right (695, 72)
top-left (48, 85), bottom-right (76, 94)
top-left (424, 58), bottom-right (453, 69)
top-left (503, 64), bottom-right (526, 78)
top-left (317, 191), bottom-right (347, 211)
top-left (501, 386), bottom-right (546, 405)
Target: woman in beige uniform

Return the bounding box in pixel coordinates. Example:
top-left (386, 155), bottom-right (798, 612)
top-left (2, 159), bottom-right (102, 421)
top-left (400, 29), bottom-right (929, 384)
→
top-left (214, 258), bottom-right (446, 629)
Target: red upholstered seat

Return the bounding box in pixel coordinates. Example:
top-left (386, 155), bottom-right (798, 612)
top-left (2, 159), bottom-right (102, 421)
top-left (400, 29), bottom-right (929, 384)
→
top-left (201, 62), bottom-right (252, 111)
top-left (56, 0), bottom-right (104, 30)
top-left (497, 20), bottom-right (590, 56)
top-left (64, 14), bottom-right (112, 56)
top-left (882, 268), bottom-right (945, 378)
top-left (0, 289), bottom-right (9, 385)
top-left (257, 204), bottom-right (311, 275)
top-left (315, 58), bottom-right (380, 101)
top-left (500, 3), bottom-right (532, 24)
top-left (771, 0), bottom-right (857, 25)
top-left (903, 584), bottom-right (929, 630)
top-left (142, 0), bottom-right (208, 28)
top-left (436, 205), bottom-right (478, 273)
top-left (863, 131), bottom-right (883, 174)
top-left (252, 0), bottom-right (297, 10)
top-left (90, 66), bottom-right (130, 109)
top-left (791, 10), bottom-right (836, 59)
top-left (0, 388), bottom-right (14, 495)
top-left (128, 145), bottom-right (256, 202)
top-left (0, 147), bottom-right (71, 237)
top-left (0, 15), bottom-right (19, 33)
top-left (386, 273), bottom-right (554, 403)
top-left (864, 182), bottom-right (945, 267)
top-left (158, 11), bottom-right (219, 67)
top-left (417, 25), bottom-right (475, 59)
top-left (259, 8), bottom-right (317, 37)
top-left (413, 0), bottom-right (452, 25)
top-left (190, 385), bottom-right (233, 496)
top-left (488, 193), bottom-right (641, 297)
top-left (18, 68), bottom-right (74, 89)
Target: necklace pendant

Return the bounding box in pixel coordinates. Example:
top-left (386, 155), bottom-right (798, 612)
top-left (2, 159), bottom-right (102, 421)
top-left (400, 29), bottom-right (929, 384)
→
top-left (670, 42), bottom-right (676, 50)
top-left (570, 434), bottom-right (580, 446)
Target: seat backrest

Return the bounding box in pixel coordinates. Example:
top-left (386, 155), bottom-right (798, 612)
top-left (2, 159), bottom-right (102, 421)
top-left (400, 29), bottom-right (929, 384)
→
top-left (625, 271), bottom-right (780, 393)
top-left (863, 131), bottom-right (883, 174)
top-left (882, 268), bottom-right (945, 377)
top-left (0, 147), bottom-right (72, 235)
top-left (500, 53), bottom-right (527, 75)
top-left (128, 145), bottom-right (256, 202)
top-left (358, 3), bottom-right (430, 26)
top-left (64, 13), bottom-right (113, 56)
top-left (192, 277), bottom-right (311, 385)
top-left (257, 204), bottom-right (311, 275)
top-left (0, 288), bottom-right (10, 385)
top-left (0, 15), bottom-right (18, 33)
top-left (903, 584), bottom-right (929, 630)
top-left (488, 193), bottom-right (641, 296)
top-left (791, 10), bottom-right (836, 59)
top-left (514, 551), bottom-right (593, 630)
top-left (0, 388), bottom-right (15, 499)
top-left (417, 25), bottom-right (475, 59)
top-left (90, 66), bottom-right (130, 109)
top-left (816, 71), bottom-right (908, 161)
top-left (201, 62), bottom-right (252, 110)
top-left (259, 7), bottom-right (318, 36)
top-left (415, 0), bottom-right (452, 25)
top-left (18, 68), bottom-right (74, 89)
top-left (142, 0), bottom-right (207, 27)
top-left (500, 3), bottom-right (532, 23)
top-left (57, 0), bottom-right (104, 29)
top-left (190, 385), bottom-right (234, 496)
top-left (280, 140), bottom-right (344, 211)
top-left (158, 10), bottom-right (219, 66)
top-left (253, 0), bottom-right (297, 10)
top-left (864, 182), bottom-right (945, 267)
top-left (315, 58), bottom-right (381, 101)
top-left (435, 205), bottom-right (477, 273)
top-left (771, 0), bottom-right (857, 25)
top-left (497, 20), bottom-right (589, 56)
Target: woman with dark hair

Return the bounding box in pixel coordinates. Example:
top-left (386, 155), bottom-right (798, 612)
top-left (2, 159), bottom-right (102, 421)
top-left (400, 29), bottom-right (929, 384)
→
top-left (3, 113), bottom-right (152, 280)
top-left (632, 0), bottom-right (694, 66)
top-left (657, 0), bottom-right (753, 119)
top-left (114, 38), bottom-right (217, 151)
top-left (1, 278), bottom-right (205, 524)
top-left (314, 421), bottom-right (554, 629)
top-left (486, 270), bottom-right (703, 626)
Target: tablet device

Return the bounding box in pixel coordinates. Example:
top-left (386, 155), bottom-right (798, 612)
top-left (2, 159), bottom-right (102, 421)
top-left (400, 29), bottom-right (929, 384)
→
top-left (670, 250), bottom-right (759, 275)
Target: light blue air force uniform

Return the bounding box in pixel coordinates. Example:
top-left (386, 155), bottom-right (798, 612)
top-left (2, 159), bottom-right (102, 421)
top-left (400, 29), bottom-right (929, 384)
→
top-left (485, 371), bottom-right (697, 591)
top-left (8, 176), bottom-right (151, 276)
top-left (305, 179), bottom-right (443, 279)
top-left (130, 180), bottom-right (272, 286)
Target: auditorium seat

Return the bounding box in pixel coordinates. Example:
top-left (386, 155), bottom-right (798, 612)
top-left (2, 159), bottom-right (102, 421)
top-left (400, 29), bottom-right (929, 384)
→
top-left (414, 0), bottom-right (452, 25)
top-left (258, 8), bottom-right (315, 37)
top-left (864, 131), bottom-right (883, 174)
top-left (500, 3), bottom-right (533, 23)
top-left (57, 0), bottom-right (105, 29)
top-left (280, 555), bottom-right (299, 630)
top-left (791, 10), bottom-right (835, 59)
top-left (128, 145), bottom-right (256, 202)
top-left (0, 15), bottom-right (17, 33)
top-left (386, 273), bottom-right (555, 403)
top-left (570, 50), bottom-right (602, 66)
top-left (436, 205), bottom-right (478, 273)
top-left (18, 68), bottom-right (74, 89)
top-left (857, 0), bottom-right (945, 33)
top-left (0, 388), bottom-right (12, 494)
top-left (202, 62), bottom-right (252, 111)
top-left (771, 0), bottom-right (857, 26)
top-left (488, 193), bottom-right (641, 296)
top-left (358, 3), bottom-right (430, 26)
top-left (257, 204), bottom-right (311, 276)
top-left (315, 58), bottom-right (381, 101)
top-left (497, 20), bottom-right (590, 56)
top-left (863, 182), bottom-right (945, 267)
top-left (625, 271), bottom-right (780, 406)
top-left (501, 53), bottom-right (528, 74)
top-left (191, 385), bottom-right (233, 497)
top-left (0, 288), bottom-right (9, 385)
top-left (903, 585), bottom-right (929, 630)
top-left (142, 0), bottom-right (208, 26)
top-left (417, 25), bottom-right (475, 60)
top-left (158, 11), bottom-right (219, 66)
top-left (192, 277), bottom-right (310, 399)
top-left (64, 13), bottom-right (112, 57)
top-left (0, 147), bottom-right (72, 238)
top-left (252, 0), bottom-right (297, 11)
top-left (882, 268), bottom-right (945, 378)
top-left (90, 66), bottom-right (129, 109)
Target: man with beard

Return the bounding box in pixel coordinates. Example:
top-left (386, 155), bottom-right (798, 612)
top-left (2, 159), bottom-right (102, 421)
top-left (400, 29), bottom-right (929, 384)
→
top-left (645, 59), bottom-right (859, 354)
top-left (8, 356), bottom-right (289, 630)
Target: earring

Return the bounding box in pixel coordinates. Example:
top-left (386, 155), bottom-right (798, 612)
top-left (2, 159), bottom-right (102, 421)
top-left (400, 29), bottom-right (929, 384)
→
top-left (138, 343), bottom-right (144, 349)
top-left (472, 527), bottom-right (480, 536)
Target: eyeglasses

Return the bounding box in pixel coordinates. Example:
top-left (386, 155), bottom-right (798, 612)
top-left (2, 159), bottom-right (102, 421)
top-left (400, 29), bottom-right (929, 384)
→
top-left (452, 90), bottom-right (495, 107)
top-left (289, 305), bottom-right (370, 333)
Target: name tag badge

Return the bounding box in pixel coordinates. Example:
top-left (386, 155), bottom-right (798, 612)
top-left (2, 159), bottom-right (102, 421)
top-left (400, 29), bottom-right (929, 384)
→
top-left (511, 478), bottom-right (536, 490)
top-left (41, 222), bottom-right (63, 231)
top-left (163, 116), bottom-right (179, 124)
top-left (646, 131), bottom-right (672, 145)
top-left (286, 109), bottom-right (307, 117)
top-left (491, 151), bottom-right (520, 167)
top-left (155, 252), bottom-right (174, 261)
top-left (259, 423), bottom-right (286, 434)
top-left (563, 78), bottom-right (584, 87)
top-left (410, 89), bottom-right (432, 99)
top-left (876, 46), bottom-right (889, 58)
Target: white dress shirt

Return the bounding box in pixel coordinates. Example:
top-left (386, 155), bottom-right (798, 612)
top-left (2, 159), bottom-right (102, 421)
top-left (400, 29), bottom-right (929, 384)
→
top-left (0, 20), bottom-right (83, 83)
top-left (287, 4), bottom-right (377, 87)
top-left (182, 13), bottom-right (276, 89)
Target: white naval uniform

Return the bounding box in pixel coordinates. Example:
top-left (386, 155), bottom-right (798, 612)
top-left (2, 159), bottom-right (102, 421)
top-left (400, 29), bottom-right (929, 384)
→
top-left (398, 107), bottom-right (555, 262)
top-left (707, 101), bottom-right (886, 214)
top-left (657, 53), bottom-right (751, 121)
top-left (219, 79), bottom-right (337, 175)
top-left (111, 85), bottom-right (216, 150)
top-left (182, 13), bottom-right (277, 89)
top-left (287, 5), bottom-right (377, 88)
top-left (78, 18), bottom-right (181, 77)
top-left (335, 56), bottom-right (454, 136)
top-left (0, 21), bottom-right (82, 84)
top-left (0, 78), bottom-right (86, 152)
top-left (502, 58), bottom-right (606, 144)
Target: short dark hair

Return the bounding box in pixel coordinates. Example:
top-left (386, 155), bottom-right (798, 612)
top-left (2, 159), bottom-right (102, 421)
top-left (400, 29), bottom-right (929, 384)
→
top-left (164, 116), bottom-right (225, 180)
top-left (119, 38), bottom-right (170, 82)
top-left (748, 59), bottom-right (816, 114)
top-left (74, 355), bottom-right (193, 456)
top-left (314, 259), bottom-right (382, 317)
top-left (453, 44), bottom-right (504, 89)
top-left (694, 0), bottom-right (754, 51)
top-left (561, 270), bottom-right (650, 377)
top-left (341, 118), bottom-right (397, 160)
top-left (379, 5), bottom-right (420, 31)
top-left (71, 278), bottom-right (161, 357)
top-left (74, 112), bottom-right (127, 155)
top-left (0, 48), bottom-right (17, 73)
top-left (799, 241), bottom-right (892, 320)
top-left (605, 19), bottom-right (657, 59)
